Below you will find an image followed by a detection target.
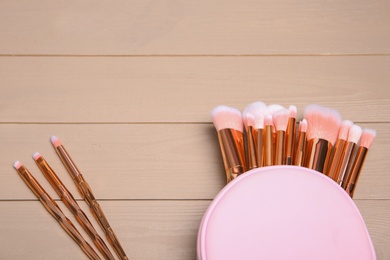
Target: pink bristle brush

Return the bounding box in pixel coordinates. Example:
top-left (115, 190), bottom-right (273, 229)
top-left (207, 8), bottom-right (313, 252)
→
top-left (294, 119), bottom-right (307, 166)
top-left (327, 120), bottom-right (353, 179)
top-left (285, 105), bottom-right (297, 165)
top-left (343, 129), bottom-right (376, 197)
top-left (212, 105), bottom-right (246, 182)
top-left (273, 108), bottom-right (290, 165)
top-left (304, 104), bottom-right (341, 173)
top-left (335, 124), bottom-right (362, 185)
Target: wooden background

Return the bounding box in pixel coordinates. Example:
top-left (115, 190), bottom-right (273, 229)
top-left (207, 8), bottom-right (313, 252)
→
top-left (0, 1), bottom-right (389, 259)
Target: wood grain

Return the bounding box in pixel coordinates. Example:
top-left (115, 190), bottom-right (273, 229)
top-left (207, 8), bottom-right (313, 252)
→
top-left (0, 200), bottom-right (388, 260)
top-left (0, 1), bottom-right (389, 55)
top-left (0, 123), bottom-right (387, 200)
top-left (0, 56), bottom-right (389, 123)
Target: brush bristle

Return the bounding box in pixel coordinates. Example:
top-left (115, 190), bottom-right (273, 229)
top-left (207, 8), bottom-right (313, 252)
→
top-left (338, 120), bottom-right (353, 140)
top-left (243, 101), bottom-right (267, 129)
top-left (32, 152), bottom-right (41, 160)
top-left (245, 113), bottom-right (256, 128)
top-left (51, 135), bottom-right (61, 148)
top-left (13, 161), bottom-right (22, 170)
top-left (212, 105), bottom-right (243, 132)
top-left (289, 105), bottom-right (297, 118)
top-left (267, 104), bottom-right (285, 115)
top-left (360, 128), bottom-right (376, 148)
top-left (304, 104), bottom-right (342, 145)
top-left (273, 109), bottom-right (290, 131)
top-left (264, 114), bottom-right (273, 126)
top-left (299, 119), bottom-right (308, 132)
top-left (348, 124), bottom-right (362, 143)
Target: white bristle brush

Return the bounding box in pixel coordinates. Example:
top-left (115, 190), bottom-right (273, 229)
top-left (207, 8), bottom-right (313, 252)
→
top-left (273, 108), bottom-right (290, 165)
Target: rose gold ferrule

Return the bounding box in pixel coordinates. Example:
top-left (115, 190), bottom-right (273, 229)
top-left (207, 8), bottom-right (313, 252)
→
top-left (16, 165), bottom-right (45, 198)
top-left (304, 138), bottom-right (333, 173)
top-left (344, 147), bottom-right (368, 198)
top-left (336, 142), bottom-right (356, 186)
top-left (294, 131), bottom-right (306, 166)
top-left (217, 128), bottom-right (246, 183)
top-left (255, 128), bottom-right (264, 167)
top-left (264, 125), bottom-right (273, 166)
top-left (55, 145), bottom-right (81, 180)
top-left (285, 118), bottom-right (296, 165)
top-left (274, 131), bottom-right (285, 165)
top-left (326, 139), bottom-right (346, 180)
top-left (246, 126), bottom-right (258, 170)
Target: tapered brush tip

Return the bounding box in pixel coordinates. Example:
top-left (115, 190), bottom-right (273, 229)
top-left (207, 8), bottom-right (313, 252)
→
top-left (245, 113), bottom-right (256, 128)
top-left (338, 120), bottom-right (353, 140)
top-left (13, 161), bottom-right (22, 170)
top-left (273, 109), bottom-right (290, 131)
top-left (50, 135), bottom-right (61, 148)
top-left (299, 119), bottom-right (308, 132)
top-left (360, 129), bottom-right (376, 149)
top-left (348, 124), bottom-right (362, 143)
top-left (289, 105), bottom-right (297, 118)
top-left (212, 105), bottom-right (243, 132)
top-left (32, 152), bottom-right (41, 160)
top-left (304, 104), bottom-right (342, 145)
top-left (243, 101), bottom-right (267, 129)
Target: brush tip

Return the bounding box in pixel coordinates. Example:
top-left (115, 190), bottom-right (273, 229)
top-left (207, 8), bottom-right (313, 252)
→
top-left (348, 124), bottom-right (362, 143)
top-left (13, 161), bottom-right (22, 170)
top-left (360, 128), bottom-right (376, 148)
top-left (245, 113), bottom-right (256, 128)
top-left (288, 105), bottom-right (297, 118)
top-left (243, 101), bottom-right (267, 129)
top-left (211, 105), bottom-right (243, 132)
top-left (304, 104), bottom-right (342, 144)
top-left (267, 104), bottom-right (285, 115)
top-left (264, 114), bottom-right (273, 126)
top-left (273, 109), bottom-right (290, 131)
top-left (50, 135), bottom-right (61, 148)
top-left (299, 119), bottom-right (308, 132)
top-left (338, 120), bottom-right (353, 140)
top-left (32, 152), bottom-right (41, 160)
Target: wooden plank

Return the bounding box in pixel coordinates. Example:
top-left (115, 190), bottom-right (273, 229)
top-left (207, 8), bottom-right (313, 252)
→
top-left (0, 200), bottom-right (388, 259)
top-left (0, 123), bottom-right (387, 200)
top-left (0, 56), bottom-right (389, 123)
top-left (0, 1), bottom-right (390, 55)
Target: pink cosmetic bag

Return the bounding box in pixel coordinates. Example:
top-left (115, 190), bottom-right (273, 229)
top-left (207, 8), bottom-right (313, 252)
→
top-left (197, 166), bottom-right (376, 260)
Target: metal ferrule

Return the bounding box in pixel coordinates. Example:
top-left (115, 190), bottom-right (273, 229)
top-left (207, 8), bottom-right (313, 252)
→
top-left (326, 139), bottom-right (346, 180)
top-left (336, 142), bottom-right (356, 185)
top-left (264, 125), bottom-right (273, 166)
top-left (285, 118), bottom-right (296, 165)
top-left (274, 131), bottom-right (285, 165)
top-left (246, 126), bottom-right (258, 170)
top-left (294, 131), bottom-right (306, 166)
top-left (344, 147), bottom-right (368, 198)
top-left (304, 138), bottom-right (333, 173)
top-left (255, 128), bottom-right (264, 167)
top-left (217, 128), bottom-right (246, 183)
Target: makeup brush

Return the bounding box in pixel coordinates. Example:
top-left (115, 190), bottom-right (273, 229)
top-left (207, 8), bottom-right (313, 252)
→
top-left (294, 119), bottom-right (307, 166)
top-left (343, 129), bottom-right (376, 198)
top-left (267, 104), bottom-right (285, 159)
top-left (264, 114), bottom-right (274, 166)
top-left (13, 161), bottom-right (101, 260)
top-left (273, 109), bottom-right (290, 165)
top-left (212, 105), bottom-right (246, 182)
top-left (244, 113), bottom-right (258, 170)
top-left (304, 105), bottom-right (341, 173)
top-left (243, 101), bottom-right (267, 168)
top-left (33, 152), bottom-right (115, 260)
top-left (326, 120), bottom-right (353, 180)
top-left (335, 124), bottom-right (362, 185)
top-left (50, 136), bottom-right (129, 260)
top-left (285, 105), bottom-right (297, 165)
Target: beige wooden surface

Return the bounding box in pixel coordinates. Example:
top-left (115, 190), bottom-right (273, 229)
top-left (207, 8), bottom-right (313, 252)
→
top-left (0, 1), bottom-right (389, 259)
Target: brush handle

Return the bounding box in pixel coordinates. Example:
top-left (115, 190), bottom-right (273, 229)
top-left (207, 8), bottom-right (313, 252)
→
top-left (35, 157), bottom-right (115, 260)
top-left (15, 166), bottom-right (101, 260)
top-left (54, 145), bottom-right (129, 260)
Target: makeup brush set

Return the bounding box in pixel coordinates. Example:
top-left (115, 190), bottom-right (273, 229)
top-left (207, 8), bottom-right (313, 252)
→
top-left (197, 102), bottom-right (377, 260)
top-left (13, 136), bottom-right (128, 260)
